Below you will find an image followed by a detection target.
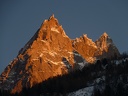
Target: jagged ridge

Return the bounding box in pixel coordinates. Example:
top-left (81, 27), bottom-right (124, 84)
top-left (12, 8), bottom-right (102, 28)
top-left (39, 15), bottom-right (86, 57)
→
top-left (0, 15), bottom-right (120, 94)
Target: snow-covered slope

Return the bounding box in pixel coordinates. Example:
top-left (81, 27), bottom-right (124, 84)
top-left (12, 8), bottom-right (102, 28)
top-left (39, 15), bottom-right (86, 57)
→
top-left (68, 86), bottom-right (94, 96)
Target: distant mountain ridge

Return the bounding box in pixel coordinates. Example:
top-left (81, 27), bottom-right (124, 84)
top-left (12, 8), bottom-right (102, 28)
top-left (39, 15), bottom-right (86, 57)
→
top-left (0, 14), bottom-right (120, 94)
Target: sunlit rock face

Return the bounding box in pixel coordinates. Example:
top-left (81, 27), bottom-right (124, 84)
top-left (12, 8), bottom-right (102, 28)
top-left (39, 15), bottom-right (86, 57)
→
top-left (0, 15), bottom-right (120, 94)
top-left (95, 32), bottom-right (120, 58)
top-left (72, 32), bottom-right (120, 63)
top-left (72, 34), bottom-right (98, 63)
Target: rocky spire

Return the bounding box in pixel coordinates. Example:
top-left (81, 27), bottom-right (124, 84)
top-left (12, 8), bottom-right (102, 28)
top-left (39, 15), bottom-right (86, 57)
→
top-left (95, 32), bottom-right (120, 58)
top-left (49, 14), bottom-right (55, 19)
top-left (72, 34), bottom-right (98, 63)
top-left (102, 32), bottom-right (108, 37)
top-left (95, 32), bottom-right (112, 49)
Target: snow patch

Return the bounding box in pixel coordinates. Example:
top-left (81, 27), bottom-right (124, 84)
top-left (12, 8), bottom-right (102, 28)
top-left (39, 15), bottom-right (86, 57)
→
top-left (68, 86), bottom-right (94, 96)
top-left (51, 27), bottom-right (59, 33)
top-left (41, 40), bottom-right (46, 42)
top-left (68, 52), bottom-right (73, 54)
top-left (48, 51), bottom-right (57, 57)
top-left (41, 51), bottom-right (57, 57)
top-left (47, 59), bottom-right (63, 65)
top-left (95, 78), bottom-right (102, 83)
top-left (74, 52), bottom-right (81, 56)
top-left (40, 53), bottom-right (43, 57)
top-left (78, 62), bottom-right (85, 69)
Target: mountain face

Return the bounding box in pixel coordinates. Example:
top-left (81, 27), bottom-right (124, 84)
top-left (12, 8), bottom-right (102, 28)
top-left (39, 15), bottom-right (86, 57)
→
top-left (95, 32), bottom-right (120, 58)
top-left (0, 15), bottom-right (120, 94)
top-left (72, 34), bottom-right (98, 63)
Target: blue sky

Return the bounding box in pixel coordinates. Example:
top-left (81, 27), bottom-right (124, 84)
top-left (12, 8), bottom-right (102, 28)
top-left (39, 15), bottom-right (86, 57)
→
top-left (0, 0), bottom-right (128, 73)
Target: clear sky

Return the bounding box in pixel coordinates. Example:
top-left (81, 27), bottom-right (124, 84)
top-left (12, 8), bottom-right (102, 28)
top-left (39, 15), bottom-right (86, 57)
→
top-left (0, 0), bottom-right (128, 73)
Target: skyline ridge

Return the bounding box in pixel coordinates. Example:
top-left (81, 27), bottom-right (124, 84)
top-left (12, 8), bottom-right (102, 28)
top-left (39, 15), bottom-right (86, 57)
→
top-left (0, 0), bottom-right (128, 74)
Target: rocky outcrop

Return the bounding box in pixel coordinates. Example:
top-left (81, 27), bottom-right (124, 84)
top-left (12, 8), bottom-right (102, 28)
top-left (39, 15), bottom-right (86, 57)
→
top-left (72, 34), bottom-right (98, 63)
top-left (95, 32), bottom-right (120, 58)
top-left (0, 15), bottom-right (120, 94)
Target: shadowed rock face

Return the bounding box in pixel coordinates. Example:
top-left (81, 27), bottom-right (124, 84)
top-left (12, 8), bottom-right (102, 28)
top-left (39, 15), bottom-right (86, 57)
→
top-left (0, 15), bottom-right (120, 94)
top-left (95, 32), bottom-right (120, 58)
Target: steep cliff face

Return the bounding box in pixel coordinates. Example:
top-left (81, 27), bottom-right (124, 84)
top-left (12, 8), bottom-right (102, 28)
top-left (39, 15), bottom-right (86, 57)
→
top-left (72, 34), bottom-right (98, 63)
top-left (95, 32), bottom-right (120, 58)
top-left (72, 32), bottom-right (120, 62)
top-left (0, 15), bottom-right (120, 94)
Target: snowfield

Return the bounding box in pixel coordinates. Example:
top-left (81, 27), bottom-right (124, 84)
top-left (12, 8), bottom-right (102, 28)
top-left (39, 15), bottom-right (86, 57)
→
top-left (68, 86), bottom-right (94, 96)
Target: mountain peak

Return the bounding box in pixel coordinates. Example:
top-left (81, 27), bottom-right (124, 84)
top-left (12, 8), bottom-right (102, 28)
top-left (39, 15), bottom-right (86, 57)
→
top-left (95, 32), bottom-right (120, 58)
top-left (49, 14), bottom-right (55, 20)
top-left (95, 32), bottom-right (112, 49)
top-left (97, 32), bottom-right (111, 43)
top-left (101, 32), bottom-right (109, 37)
top-left (82, 34), bottom-right (88, 38)
top-left (40, 14), bottom-right (59, 28)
